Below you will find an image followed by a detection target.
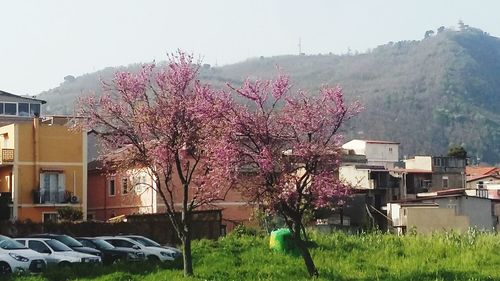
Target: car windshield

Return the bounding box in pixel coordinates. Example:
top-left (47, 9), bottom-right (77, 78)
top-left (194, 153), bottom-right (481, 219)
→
top-left (45, 239), bottom-right (72, 252)
top-left (56, 235), bottom-right (83, 247)
top-left (0, 236), bottom-right (27, 250)
top-left (91, 239), bottom-right (114, 250)
top-left (130, 236), bottom-right (161, 247)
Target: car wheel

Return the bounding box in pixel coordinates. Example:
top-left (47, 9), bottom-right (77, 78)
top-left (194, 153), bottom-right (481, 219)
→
top-left (58, 261), bottom-right (71, 268)
top-left (0, 262), bottom-right (11, 275)
top-left (147, 255), bottom-right (160, 263)
top-left (112, 257), bottom-right (123, 265)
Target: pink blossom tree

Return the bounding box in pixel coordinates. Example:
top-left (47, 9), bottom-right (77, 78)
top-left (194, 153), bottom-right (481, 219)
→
top-left (76, 52), bottom-right (238, 276)
top-left (228, 74), bottom-right (361, 277)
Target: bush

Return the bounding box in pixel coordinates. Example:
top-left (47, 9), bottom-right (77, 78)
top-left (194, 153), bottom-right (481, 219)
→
top-left (56, 207), bottom-right (83, 222)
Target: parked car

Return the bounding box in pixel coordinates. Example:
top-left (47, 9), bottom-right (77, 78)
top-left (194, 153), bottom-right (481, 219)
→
top-left (0, 235), bottom-right (46, 275)
top-left (76, 237), bottom-right (146, 265)
top-left (28, 234), bottom-right (101, 257)
top-left (15, 238), bottom-right (101, 266)
top-left (123, 235), bottom-right (181, 258)
top-left (98, 236), bottom-right (178, 262)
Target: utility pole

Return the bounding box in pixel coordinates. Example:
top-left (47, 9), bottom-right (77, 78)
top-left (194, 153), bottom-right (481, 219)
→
top-left (298, 37), bottom-right (302, 55)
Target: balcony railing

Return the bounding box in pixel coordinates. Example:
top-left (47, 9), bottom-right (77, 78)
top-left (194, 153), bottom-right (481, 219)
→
top-left (0, 149), bottom-right (14, 164)
top-left (0, 192), bottom-right (12, 204)
top-left (32, 190), bottom-right (73, 204)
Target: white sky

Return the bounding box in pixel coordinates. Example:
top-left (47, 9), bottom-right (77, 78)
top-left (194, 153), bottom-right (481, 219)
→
top-left (1, 0), bottom-right (499, 95)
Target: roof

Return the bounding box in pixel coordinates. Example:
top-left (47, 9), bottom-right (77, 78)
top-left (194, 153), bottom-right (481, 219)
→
top-left (390, 188), bottom-right (495, 203)
top-left (0, 90), bottom-right (46, 104)
top-left (354, 164), bottom-right (387, 171)
top-left (364, 140), bottom-right (400, 144)
top-left (390, 168), bottom-right (432, 174)
top-left (466, 174), bottom-right (500, 182)
top-left (466, 166), bottom-right (499, 176)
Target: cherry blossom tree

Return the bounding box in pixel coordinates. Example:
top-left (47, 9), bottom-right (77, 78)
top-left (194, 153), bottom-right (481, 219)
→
top-left (76, 52), bottom-right (238, 276)
top-left (227, 74), bottom-right (361, 277)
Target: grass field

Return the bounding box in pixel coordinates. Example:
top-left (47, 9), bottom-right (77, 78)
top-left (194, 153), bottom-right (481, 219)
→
top-left (9, 230), bottom-right (500, 281)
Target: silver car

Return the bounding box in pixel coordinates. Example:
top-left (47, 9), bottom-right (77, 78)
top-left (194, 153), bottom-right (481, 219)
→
top-left (0, 235), bottom-right (46, 274)
top-left (15, 238), bottom-right (101, 266)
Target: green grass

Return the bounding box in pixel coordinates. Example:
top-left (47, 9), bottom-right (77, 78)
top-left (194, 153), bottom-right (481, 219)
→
top-left (10, 230), bottom-right (500, 281)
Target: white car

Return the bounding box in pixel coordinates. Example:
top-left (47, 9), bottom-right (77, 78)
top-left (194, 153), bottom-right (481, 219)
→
top-left (15, 238), bottom-right (101, 266)
top-left (99, 236), bottom-right (178, 262)
top-left (0, 235), bottom-right (46, 275)
top-left (124, 235), bottom-right (181, 258)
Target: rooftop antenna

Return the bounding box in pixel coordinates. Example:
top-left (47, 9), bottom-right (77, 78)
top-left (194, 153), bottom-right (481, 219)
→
top-left (298, 37), bottom-right (305, 56)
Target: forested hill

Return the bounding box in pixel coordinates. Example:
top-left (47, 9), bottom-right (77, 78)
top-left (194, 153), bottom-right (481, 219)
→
top-left (37, 26), bottom-right (500, 164)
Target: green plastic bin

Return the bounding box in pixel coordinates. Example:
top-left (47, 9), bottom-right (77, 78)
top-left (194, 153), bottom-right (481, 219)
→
top-left (269, 228), bottom-right (297, 254)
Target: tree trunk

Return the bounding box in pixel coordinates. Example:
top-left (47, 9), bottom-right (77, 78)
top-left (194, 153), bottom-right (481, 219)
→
top-left (182, 234), bottom-right (193, 276)
top-left (293, 222), bottom-right (318, 278)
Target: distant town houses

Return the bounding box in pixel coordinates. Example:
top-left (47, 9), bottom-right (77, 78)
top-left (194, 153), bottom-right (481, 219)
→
top-left (1, 88), bottom-right (498, 235)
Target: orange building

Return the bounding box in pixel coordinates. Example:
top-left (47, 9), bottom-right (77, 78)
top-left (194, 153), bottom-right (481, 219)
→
top-left (87, 161), bottom-right (254, 231)
top-left (87, 162), bottom-right (157, 221)
top-left (0, 117), bottom-right (87, 222)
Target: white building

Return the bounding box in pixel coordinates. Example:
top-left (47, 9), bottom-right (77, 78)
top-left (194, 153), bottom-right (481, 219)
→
top-left (342, 139), bottom-right (399, 169)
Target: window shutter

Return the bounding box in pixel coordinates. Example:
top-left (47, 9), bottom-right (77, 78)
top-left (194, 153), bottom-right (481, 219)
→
top-left (39, 173), bottom-right (45, 204)
top-left (57, 173), bottom-right (65, 203)
top-left (58, 173), bottom-right (66, 193)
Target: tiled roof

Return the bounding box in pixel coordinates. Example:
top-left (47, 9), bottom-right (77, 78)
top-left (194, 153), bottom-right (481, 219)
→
top-left (465, 166), bottom-right (499, 176)
top-left (466, 174), bottom-right (500, 182)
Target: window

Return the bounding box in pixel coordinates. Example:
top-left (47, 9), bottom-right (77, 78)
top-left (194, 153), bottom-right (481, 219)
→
top-left (42, 212), bottom-right (59, 223)
top-left (442, 176), bottom-right (449, 189)
top-left (40, 172), bottom-right (65, 203)
top-left (389, 147), bottom-right (393, 152)
top-left (29, 240), bottom-right (51, 254)
top-left (2, 134), bottom-right (8, 147)
top-left (133, 175), bottom-right (147, 193)
top-left (30, 103), bottom-right (41, 116)
top-left (108, 179), bottom-right (116, 196)
top-left (18, 103), bottom-right (29, 116)
top-left (108, 239), bottom-right (135, 248)
top-left (4, 103), bottom-right (16, 115)
top-left (121, 178), bottom-right (128, 195)
top-left (80, 240), bottom-right (96, 249)
top-left (0, 103), bottom-right (4, 115)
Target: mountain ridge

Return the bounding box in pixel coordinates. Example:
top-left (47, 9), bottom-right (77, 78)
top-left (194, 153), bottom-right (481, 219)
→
top-left (37, 26), bottom-right (500, 164)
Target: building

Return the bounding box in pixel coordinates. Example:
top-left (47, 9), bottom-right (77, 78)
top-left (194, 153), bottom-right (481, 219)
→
top-left (339, 140), bottom-right (401, 230)
top-left (387, 188), bottom-right (500, 234)
top-left (342, 139), bottom-right (399, 169)
top-left (87, 161), bottom-right (157, 221)
top-left (0, 90), bottom-right (45, 125)
top-left (0, 117), bottom-right (87, 222)
top-left (87, 156), bottom-right (253, 231)
top-left (403, 156), bottom-right (466, 191)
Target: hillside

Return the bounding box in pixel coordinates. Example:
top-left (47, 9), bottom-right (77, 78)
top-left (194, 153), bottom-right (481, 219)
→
top-left (37, 26), bottom-right (500, 164)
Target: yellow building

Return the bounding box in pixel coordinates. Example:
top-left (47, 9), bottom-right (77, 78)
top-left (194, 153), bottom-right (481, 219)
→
top-left (0, 117), bottom-right (87, 222)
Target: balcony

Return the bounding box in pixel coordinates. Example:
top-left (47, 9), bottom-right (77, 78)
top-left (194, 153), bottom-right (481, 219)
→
top-left (0, 149), bottom-right (14, 164)
top-left (32, 190), bottom-right (74, 204)
top-left (0, 192), bottom-right (12, 203)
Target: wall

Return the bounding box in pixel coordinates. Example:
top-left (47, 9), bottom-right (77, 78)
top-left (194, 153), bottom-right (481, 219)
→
top-left (10, 122), bottom-right (86, 222)
top-left (432, 197), bottom-right (495, 230)
top-left (403, 207), bottom-right (469, 234)
top-left (430, 173), bottom-right (465, 190)
top-left (405, 156), bottom-right (432, 171)
top-left (339, 166), bottom-right (371, 189)
top-left (342, 140), bottom-right (367, 155)
top-left (87, 168), bottom-right (156, 221)
top-left (0, 211), bottom-right (222, 245)
top-left (364, 143), bottom-right (399, 168)
top-left (467, 177), bottom-right (500, 188)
